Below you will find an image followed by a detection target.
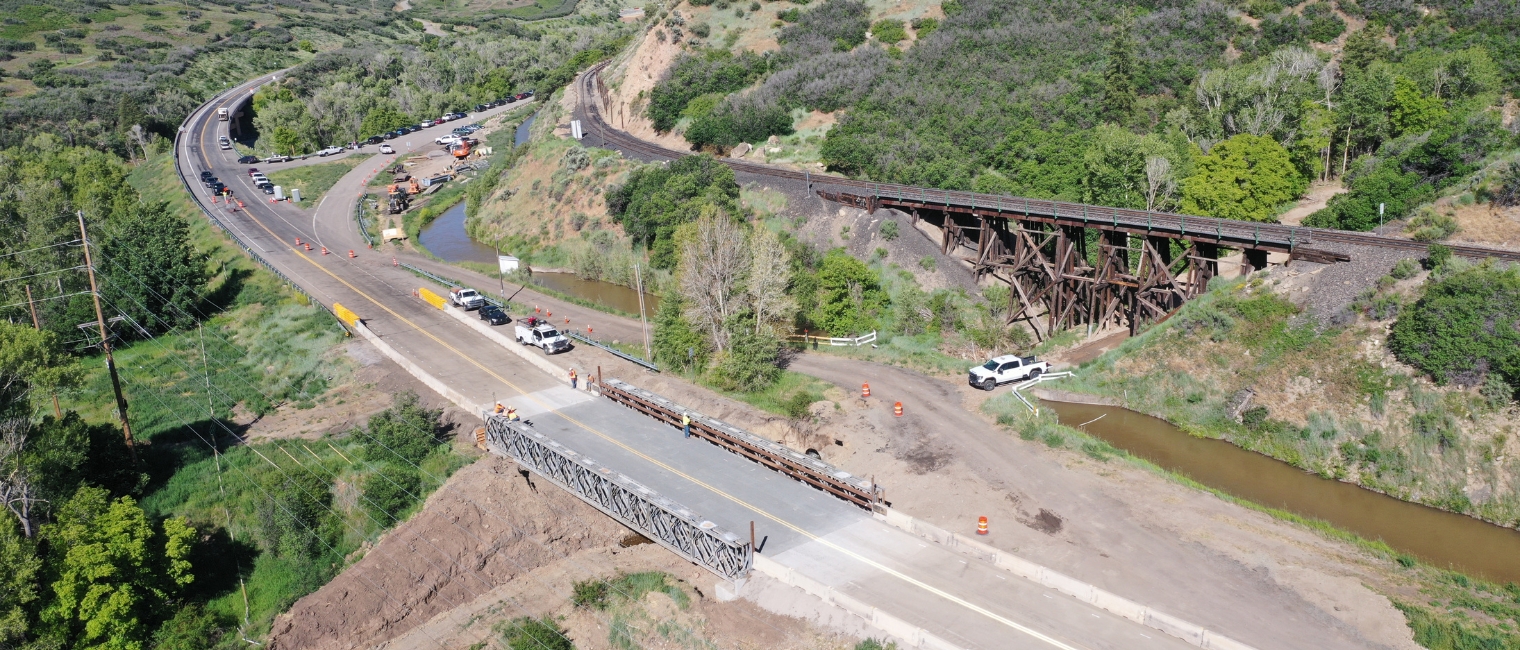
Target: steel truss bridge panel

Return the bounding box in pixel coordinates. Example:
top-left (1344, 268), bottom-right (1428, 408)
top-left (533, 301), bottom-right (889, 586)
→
top-left (600, 379), bottom-right (882, 509)
top-left (484, 416), bottom-right (752, 580)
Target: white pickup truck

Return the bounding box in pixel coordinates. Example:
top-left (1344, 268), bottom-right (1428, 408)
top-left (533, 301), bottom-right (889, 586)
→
top-left (515, 317), bottom-right (570, 354)
top-left (969, 354), bottom-right (1048, 391)
top-left (449, 287), bottom-right (484, 310)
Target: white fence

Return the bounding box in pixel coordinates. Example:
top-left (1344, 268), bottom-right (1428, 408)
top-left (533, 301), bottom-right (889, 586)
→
top-left (788, 330), bottom-right (877, 347)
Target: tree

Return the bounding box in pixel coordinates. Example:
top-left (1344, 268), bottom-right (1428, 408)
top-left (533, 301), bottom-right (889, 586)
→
top-left (811, 250), bottom-right (887, 335)
top-left (679, 212), bottom-right (749, 353)
top-left (41, 487), bottom-right (195, 650)
top-left (361, 464), bottom-right (422, 525)
top-left (100, 201), bottom-right (206, 334)
top-left (1180, 134), bottom-right (1305, 222)
top-left (360, 392), bottom-right (443, 466)
top-left (1101, 22), bottom-right (1136, 123)
top-left (150, 604), bottom-right (224, 650)
top-left (1389, 76), bottom-right (1446, 137)
top-left (711, 329), bottom-right (782, 392)
top-left (358, 105), bottom-right (412, 138)
top-left (0, 517), bottom-right (39, 646)
top-left (0, 324), bottom-right (83, 538)
top-left (1080, 124), bottom-right (1182, 209)
top-left (746, 227), bottom-right (794, 335)
top-left (606, 155), bottom-right (742, 269)
top-left (651, 295), bottom-right (708, 372)
top-left (1144, 156), bottom-right (1176, 212)
top-left (256, 469), bottom-right (331, 560)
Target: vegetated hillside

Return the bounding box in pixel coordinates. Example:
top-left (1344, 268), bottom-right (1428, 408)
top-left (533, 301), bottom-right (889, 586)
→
top-left (1068, 249), bottom-right (1520, 521)
top-left (0, 0), bottom-right (411, 152)
top-left (641, 0), bottom-right (1519, 230)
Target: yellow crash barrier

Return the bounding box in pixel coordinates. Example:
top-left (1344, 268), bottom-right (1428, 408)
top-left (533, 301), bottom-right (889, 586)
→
top-left (333, 303), bottom-right (360, 326)
top-left (419, 287), bottom-right (446, 310)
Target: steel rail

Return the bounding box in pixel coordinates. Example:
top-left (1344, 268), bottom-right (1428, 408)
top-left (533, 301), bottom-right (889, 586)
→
top-left (484, 415), bottom-right (752, 579)
top-left (578, 63), bottom-right (1520, 264)
top-left (599, 378), bottom-right (882, 509)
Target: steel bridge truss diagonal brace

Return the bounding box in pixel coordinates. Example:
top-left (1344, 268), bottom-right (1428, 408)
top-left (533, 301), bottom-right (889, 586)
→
top-left (484, 416), bottom-right (753, 580)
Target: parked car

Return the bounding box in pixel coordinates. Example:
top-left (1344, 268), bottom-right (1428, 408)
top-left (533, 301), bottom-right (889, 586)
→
top-left (366, 135), bottom-right (385, 145)
top-left (317, 146), bottom-right (344, 156)
top-left (435, 134), bottom-right (462, 146)
top-left (237, 155), bottom-right (260, 164)
top-left (208, 182), bottom-right (225, 193)
top-left (449, 287), bottom-right (484, 310)
top-left (246, 167), bottom-right (260, 175)
top-left (500, 96), bottom-right (514, 104)
top-left (250, 174), bottom-right (268, 184)
top-left (199, 170), bottom-right (214, 179)
top-left (515, 317), bottom-right (570, 354)
top-left (968, 355), bottom-right (1049, 390)
top-left (261, 184), bottom-right (275, 195)
top-left (202, 177), bottom-right (219, 187)
top-left (473, 104), bottom-right (487, 112)
top-left (378, 144), bottom-right (395, 154)
top-left (479, 304), bottom-right (510, 325)
top-left (265, 154), bottom-right (292, 163)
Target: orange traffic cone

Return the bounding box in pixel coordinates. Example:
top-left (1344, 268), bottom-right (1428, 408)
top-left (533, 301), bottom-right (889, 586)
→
top-left (894, 401), bottom-right (903, 417)
top-left (977, 516), bottom-right (988, 535)
top-left (236, 200), bottom-right (244, 208)
top-left (393, 257), bottom-right (398, 266)
top-left (862, 383), bottom-right (871, 398)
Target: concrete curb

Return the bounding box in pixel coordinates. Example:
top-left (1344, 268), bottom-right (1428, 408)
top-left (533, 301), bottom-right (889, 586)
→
top-left (872, 507), bottom-right (1259, 650)
top-left (434, 301), bottom-right (588, 391)
top-left (353, 322), bottom-right (481, 412)
top-left (752, 556), bottom-right (966, 650)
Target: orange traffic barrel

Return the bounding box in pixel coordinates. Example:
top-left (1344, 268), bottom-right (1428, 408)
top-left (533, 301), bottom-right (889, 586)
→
top-left (862, 383), bottom-right (871, 398)
top-left (894, 401), bottom-right (903, 417)
top-left (348, 249), bottom-right (356, 258)
top-left (321, 246), bottom-right (329, 255)
top-left (977, 516), bottom-right (988, 535)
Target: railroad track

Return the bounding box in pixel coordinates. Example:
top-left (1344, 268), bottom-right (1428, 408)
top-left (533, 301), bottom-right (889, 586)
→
top-left (577, 62), bottom-right (1520, 263)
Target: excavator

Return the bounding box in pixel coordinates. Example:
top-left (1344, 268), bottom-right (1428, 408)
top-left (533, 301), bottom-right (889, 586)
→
top-left (452, 138), bottom-right (472, 159)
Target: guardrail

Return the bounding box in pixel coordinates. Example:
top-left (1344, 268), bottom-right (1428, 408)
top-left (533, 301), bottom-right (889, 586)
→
top-left (401, 263), bottom-right (662, 372)
top-left (355, 195), bottom-right (375, 247)
top-left (599, 379), bottom-right (883, 509)
top-left (786, 330), bottom-right (877, 347)
top-left (172, 125), bottom-right (347, 334)
top-left (484, 415), bottom-right (752, 579)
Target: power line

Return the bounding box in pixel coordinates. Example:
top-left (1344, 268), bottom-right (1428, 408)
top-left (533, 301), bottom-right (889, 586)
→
top-left (92, 249), bottom-right (763, 645)
top-left (0, 265), bottom-right (85, 286)
top-left (0, 239), bottom-right (82, 260)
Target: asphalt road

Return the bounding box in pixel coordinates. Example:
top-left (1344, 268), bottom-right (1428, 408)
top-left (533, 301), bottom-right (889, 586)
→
top-left (178, 78), bottom-right (1197, 650)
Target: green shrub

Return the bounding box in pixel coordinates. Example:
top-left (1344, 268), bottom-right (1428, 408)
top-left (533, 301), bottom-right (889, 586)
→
top-left (855, 640), bottom-right (899, 650)
top-left (1241, 406), bottom-right (1269, 428)
top-left (572, 579), bottom-right (610, 609)
top-left (711, 330), bottom-right (783, 392)
top-left (360, 392), bottom-right (444, 465)
top-left (879, 219), bottom-right (899, 240)
top-left (1389, 264), bottom-right (1520, 389)
top-left (870, 19), bottom-right (907, 44)
top-left (1406, 207), bottom-right (1459, 242)
top-left (496, 617), bottom-right (572, 650)
top-left (910, 16), bottom-right (937, 38)
top-left (782, 390), bottom-right (820, 418)
top-left (1390, 258), bottom-right (1419, 280)
top-left (361, 464), bottom-right (422, 524)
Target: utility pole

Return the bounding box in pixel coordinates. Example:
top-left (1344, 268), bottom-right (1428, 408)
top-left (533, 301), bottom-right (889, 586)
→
top-left (78, 212), bottom-right (136, 464)
top-left (494, 242), bottom-right (507, 304)
top-left (634, 263), bottom-right (651, 360)
top-left (25, 285), bottom-right (63, 419)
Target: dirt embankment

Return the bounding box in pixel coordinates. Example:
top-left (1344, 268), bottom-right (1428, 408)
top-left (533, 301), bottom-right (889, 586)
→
top-left (267, 450), bottom-right (855, 650)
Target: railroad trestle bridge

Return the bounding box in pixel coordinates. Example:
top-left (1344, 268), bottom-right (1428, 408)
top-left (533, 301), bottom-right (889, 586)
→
top-left (820, 190), bottom-right (1350, 339)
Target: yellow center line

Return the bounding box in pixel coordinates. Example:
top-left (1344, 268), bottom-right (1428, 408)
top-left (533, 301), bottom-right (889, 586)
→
top-left (214, 128), bottom-right (1084, 650)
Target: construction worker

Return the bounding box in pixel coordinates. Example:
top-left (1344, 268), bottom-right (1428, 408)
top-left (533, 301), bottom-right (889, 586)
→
top-left (506, 406), bottom-right (520, 421)
top-left (569, 368), bottom-right (578, 390)
top-left (682, 412), bottom-right (691, 438)
top-left (493, 402), bottom-right (504, 415)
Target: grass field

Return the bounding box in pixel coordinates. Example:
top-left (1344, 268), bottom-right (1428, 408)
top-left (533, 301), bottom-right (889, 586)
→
top-left (265, 155), bottom-right (372, 207)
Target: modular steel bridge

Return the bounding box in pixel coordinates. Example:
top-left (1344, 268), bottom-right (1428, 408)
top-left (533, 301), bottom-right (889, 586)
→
top-left (575, 61), bottom-right (1520, 337)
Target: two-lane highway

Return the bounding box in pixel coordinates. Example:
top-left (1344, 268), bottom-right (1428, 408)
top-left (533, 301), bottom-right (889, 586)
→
top-left (176, 76), bottom-right (1237, 650)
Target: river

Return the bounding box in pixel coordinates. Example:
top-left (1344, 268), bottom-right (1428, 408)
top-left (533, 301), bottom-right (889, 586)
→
top-left (1045, 400), bottom-right (1520, 583)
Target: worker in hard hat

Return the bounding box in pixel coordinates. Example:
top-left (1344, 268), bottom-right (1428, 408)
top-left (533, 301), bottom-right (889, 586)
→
top-left (506, 406), bottom-right (520, 421)
top-left (493, 402), bottom-right (504, 415)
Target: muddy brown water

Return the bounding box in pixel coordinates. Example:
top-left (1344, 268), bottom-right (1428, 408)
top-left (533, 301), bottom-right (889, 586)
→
top-left (416, 201), bottom-right (659, 315)
top-left (1046, 400), bottom-right (1520, 583)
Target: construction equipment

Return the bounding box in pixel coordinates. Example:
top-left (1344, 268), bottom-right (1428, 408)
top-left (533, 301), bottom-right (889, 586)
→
top-left (452, 139), bottom-right (472, 159)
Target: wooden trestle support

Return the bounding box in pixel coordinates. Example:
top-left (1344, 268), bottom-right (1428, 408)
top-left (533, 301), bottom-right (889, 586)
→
top-left (818, 190), bottom-right (1344, 341)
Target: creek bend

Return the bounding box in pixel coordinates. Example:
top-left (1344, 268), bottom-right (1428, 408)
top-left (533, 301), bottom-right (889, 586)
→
top-left (416, 201), bottom-right (657, 315)
top-left (1045, 400), bottom-right (1520, 583)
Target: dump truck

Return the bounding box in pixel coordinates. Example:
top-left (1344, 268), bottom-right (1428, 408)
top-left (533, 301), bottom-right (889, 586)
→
top-left (515, 317), bottom-right (570, 354)
top-left (968, 354), bottom-right (1049, 390)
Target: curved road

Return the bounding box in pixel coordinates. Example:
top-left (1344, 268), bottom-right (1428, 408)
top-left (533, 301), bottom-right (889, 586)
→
top-left (176, 75), bottom-right (1205, 650)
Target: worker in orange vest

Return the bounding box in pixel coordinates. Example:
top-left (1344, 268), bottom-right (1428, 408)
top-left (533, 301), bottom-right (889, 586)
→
top-left (493, 402), bottom-right (504, 415)
top-left (506, 406), bottom-right (519, 421)
top-left (569, 368), bottom-right (578, 390)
